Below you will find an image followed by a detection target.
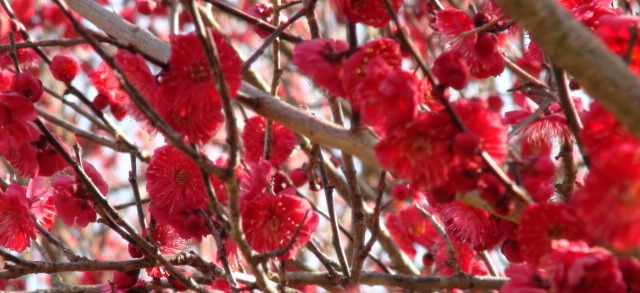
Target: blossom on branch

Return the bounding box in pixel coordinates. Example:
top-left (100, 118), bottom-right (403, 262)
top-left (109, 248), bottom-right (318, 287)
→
top-left (541, 240), bottom-right (626, 293)
top-left (517, 203), bottom-right (586, 265)
top-left (148, 204), bottom-right (212, 242)
top-left (572, 144), bottom-right (640, 251)
top-left (354, 57), bottom-right (420, 136)
top-left (240, 188), bottom-right (318, 259)
top-left (0, 92), bottom-right (39, 154)
top-left (239, 161), bottom-right (318, 259)
top-left (157, 31), bottom-right (241, 144)
top-left (376, 98), bottom-right (506, 191)
top-left (435, 9), bottom-right (505, 79)
top-left (339, 0), bottom-right (403, 27)
top-left (89, 62), bottom-right (130, 121)
top-left (52, 161), bottom-right (109, 228)
top-left (385, 204), bottom-right (439, 258)
top-left (241, 116), bottom-right (296, 168)
top-left (50, 55), bottom-right (80, 84)
top-left (343, 38), bottom-right (403, 98)
top-left (0, 184), bottom-right (36, 252)
top-left (145, 145), bottom-right (209, 212)
top-left (292, 38), bottom-right (349, 97)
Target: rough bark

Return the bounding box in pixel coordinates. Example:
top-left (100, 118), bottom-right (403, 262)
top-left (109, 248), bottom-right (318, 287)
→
top-left (494, 0), bottom-right (640, 139)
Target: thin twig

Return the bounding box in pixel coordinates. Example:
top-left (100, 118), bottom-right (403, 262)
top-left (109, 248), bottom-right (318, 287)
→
top-left (202, 211), bottom-right (239, 292)
top-left (42, 88), bottom-right (109, 133)
top-left (263, 0), bottom-right (284, 162)
top-left (414, 203), bottom-right (462, 275)
top-left (0, 249), bottom-right (35, 268)
top-left (305, 240), bottom-right (340, 276)
top-left (304, 0), bottom-right (320, 39)
top-left (479, 251), bottom-right (498, 277)
top-left (383, 0), bottom-right (436, 83)
top-left (7, 33), bottom-right (21, 73)
top-left (241, 9), bottom-right (305, 72)
top-left (168, 0), bottom-right (179, 34)
top-left (205, 0), bottom-right (303, 43)
top-left (33, 218), bottom-right (85, 262)
top-left (278, 260), bottom-right (287, 293)
top-left (113, 198), bottom-right (151, 210)
top-left (316, 150), bottom-right (350, 278)
top-left (551, 65), bottom-right (589, 167)
top-left (624, 24), bottom-right (638, 64)
top-left (0, 38), bottom-right (87, 52)
top-left (199, 165), bottom-right (230, 229)
top-left (450, 16), bottom-right (508, 44)
top-left (507, 97), bottom-right (553, 139)
top-left (502, 54), bottom-right (548, 89)
top-left (195, 144), bottom-right (230, 228)
top-left (128, 153), bottom-right (146, 231)
top-left (558, 140), bottom-right (576, 202)
top-left (37, 109), bottom-right (126, 153)
top-left (301, 142), bottom-right (415, 274)
top-left (326, 97), bottom-right (367, 285)
top-left (362, 172), bottom-right (386, 257)
top-left (31, 241), bottom-right (64, 286)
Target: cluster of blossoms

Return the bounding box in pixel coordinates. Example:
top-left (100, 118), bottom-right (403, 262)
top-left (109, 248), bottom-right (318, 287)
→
top-left (0, 7), bottom-right (318, 285)
top-left (0, 24), bottom-right (317, 288)
top-left (0, 72), bottom-right (65, 178)
top-left (107, 29), bottom-right (242, 143)
top-left (116, 29), bottom-right (318, 264)
top-left (0, 68), bottom-right (108, 252)
top-left (293, 10), bottom-right (510, 274)
top-left (499, 9), bottom-right (640, 293)
top-left (287, 0), bottom-right (640, 291)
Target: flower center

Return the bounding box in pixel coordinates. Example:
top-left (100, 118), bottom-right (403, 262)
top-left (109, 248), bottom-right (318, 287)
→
top-left (412, 137), bottom-right (433, 155)
top-left (547, 225), bottom-right (564, 239)
top-left (174, 169), bottom-right (190, 185)
top-left (190, 64), bottom-right (210, 83)
top-left (265, 216), bottom-right (280, 232)
top-left (409, 223), bottom-right (426, 236)
top-left (5, 149), bottom-right (20, 161)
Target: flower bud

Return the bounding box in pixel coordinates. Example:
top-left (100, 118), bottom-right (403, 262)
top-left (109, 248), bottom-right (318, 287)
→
top-left (50, 55), bottom-right (79, 83)
top-left (9, 73), bottom-right (43, 103)
top-left (432, 51), bottom-right (469, 90)
top-left (113, 270), bottom-right (140, 289)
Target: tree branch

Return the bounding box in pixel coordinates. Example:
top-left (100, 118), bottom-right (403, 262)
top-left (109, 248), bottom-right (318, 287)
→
top-left (66, 0), bottom-right (381, 168)
top-left (494, 0), bottom-right (640, 140)
top-left (0, 255), bottom-right (507, 291)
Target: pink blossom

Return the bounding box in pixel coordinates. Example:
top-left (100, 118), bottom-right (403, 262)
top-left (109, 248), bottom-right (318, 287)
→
top-left (240, 188), bottom-right (318, 259)
top-left (241, 116), bottom-right (297, 167)
top-left (52, 161), bottom-right (109, 228)
top-left (0, 184), bottom-right (36, 252)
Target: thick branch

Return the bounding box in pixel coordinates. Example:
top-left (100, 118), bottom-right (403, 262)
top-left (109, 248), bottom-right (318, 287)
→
top-left (237, 90), bottom-right (379, 166)
top-left (64, 0), bottom-right (170, 61)
top-left (494, 0), bottom-right (640, 139)
top-left (0, 257), bottom-right (507, 291)
top-left (286, 272), bottom-right (507, 290)
top-left (66, 0), bottom-right (380, 168)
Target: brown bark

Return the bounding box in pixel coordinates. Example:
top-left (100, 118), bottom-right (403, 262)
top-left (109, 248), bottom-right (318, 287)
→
top-left (494, 0), bottom-right (640, 140)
